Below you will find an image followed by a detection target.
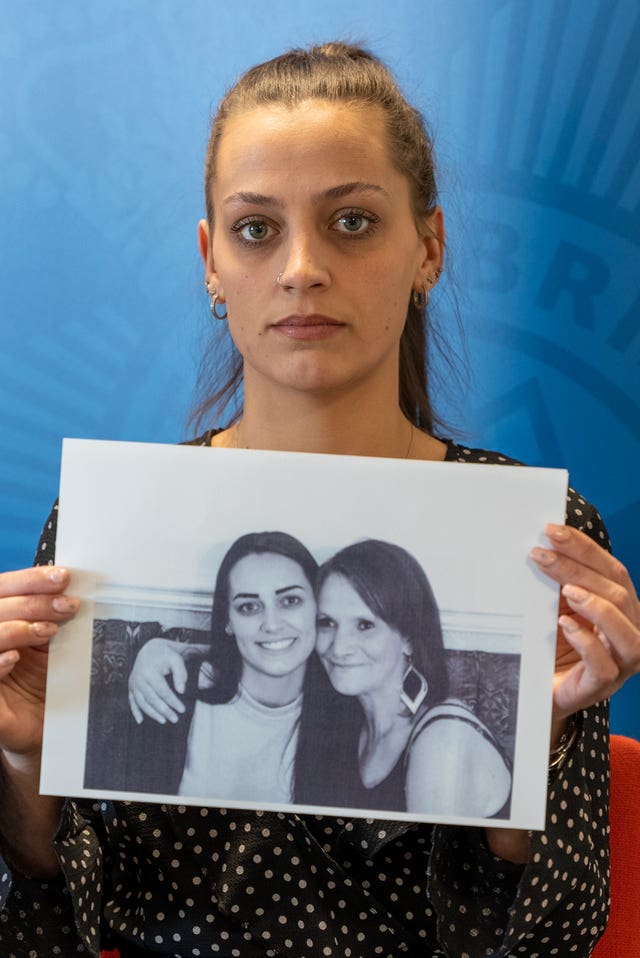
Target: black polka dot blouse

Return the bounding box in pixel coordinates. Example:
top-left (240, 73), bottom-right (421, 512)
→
top-left (0, 440), bottom-right (611, 957)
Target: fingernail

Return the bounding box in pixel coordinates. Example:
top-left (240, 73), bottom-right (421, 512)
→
top-left (558, 614), bottom-right (578, 632)
top-left (547, 526), bottom-right (569, 542)
top-left (47, 568), bottom-right (68, 585)
top-left (531, 547), bottom-right (555, 565)
top-left (52, 596), bottom-right (79, 613)
top-left (562, 584), bottom-right (589, 602)
top-left (32, 621), bottom-right (57, 637)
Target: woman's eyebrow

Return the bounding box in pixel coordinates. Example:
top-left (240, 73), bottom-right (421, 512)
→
top-left (224, 191), bottom-right (283, 208)
top-left (319, 181), bottom-right (390, 201)
top-left (231, 585), bottom-right (305, 600)
top-left (223, 182), bottom-right (389, 208)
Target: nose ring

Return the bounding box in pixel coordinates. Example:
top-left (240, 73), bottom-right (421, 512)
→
top-left (276, 272), bottom-right (285, 288)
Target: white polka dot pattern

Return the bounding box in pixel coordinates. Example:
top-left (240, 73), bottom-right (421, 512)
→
top-left (0, 438), bottom-right (610, 956)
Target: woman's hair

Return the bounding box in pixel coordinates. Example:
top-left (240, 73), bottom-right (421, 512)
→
top-left (202, 530), bottom-right (318, 704)
top-left (316, 538), bottom-right (449, 708)
top-left (199, 529), bottom-right (354, 805)
top-left (191, 41), bottom-right (454, 435)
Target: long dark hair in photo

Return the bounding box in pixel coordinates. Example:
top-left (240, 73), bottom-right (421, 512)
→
top-left (200, 530), bottom-right (353, 805)
top-left (297, 539), bottom-right (451, 807)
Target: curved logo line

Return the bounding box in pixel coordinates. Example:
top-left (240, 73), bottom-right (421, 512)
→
top-left (477, 320), bottom-right (640, 441)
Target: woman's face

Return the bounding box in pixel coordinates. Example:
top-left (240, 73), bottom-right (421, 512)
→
top-left (316, 572), bottom-right (410, 699)
top-left (201, 99), bottom-right (442, 400)
top-left (227, 552), bottom-right (317, 686)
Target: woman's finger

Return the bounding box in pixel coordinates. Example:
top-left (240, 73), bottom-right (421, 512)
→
top-left (168, 655), bottom-right (188, 699)
top-left (0, 594), bottom-right (80, 625)
top-left (553, 617), bottom-right (621, 716)
top-left (0, 649), bottom-right (20, 678)
top-left (562, 584), bottom-right (640, 674)
top-left (143, 674), bottom-right (185, 716)
top-left (136, 681), bottom-right (181, 723)
top-left (540, 524), bottom-right (637, 606)
top-left (545, 524), bottom-right (618, 575)
top-left (0, 620), bottom-right (58, 652)
top-left (129, 691), bottom-right (144, 725)
top-left (130, 688), bottom-right (169, 724)
top-left (532, 547), bottom-right (634, 620)
top-left (0, 566), bottom-right (70, 599)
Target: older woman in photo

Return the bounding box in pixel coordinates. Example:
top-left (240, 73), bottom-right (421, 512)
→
top-left (316, 538), bottom-right (512, 815)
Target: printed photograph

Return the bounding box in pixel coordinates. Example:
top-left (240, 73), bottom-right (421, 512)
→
top-left (84, 534), bottom-right (519, 820)
top-left (41, 438), bottom-right (566, 828)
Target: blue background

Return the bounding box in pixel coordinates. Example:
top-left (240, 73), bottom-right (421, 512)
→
top-left (1, 1), bottom-right (638, 736)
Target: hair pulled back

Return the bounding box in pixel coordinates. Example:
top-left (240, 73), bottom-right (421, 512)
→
top-left (192, 41), bottom-right (445, 433)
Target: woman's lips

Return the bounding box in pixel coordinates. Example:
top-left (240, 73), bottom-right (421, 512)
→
top-left (257, 637), bottom-right (298, 652)
top-left (270, 314), bottom-right (345, 341)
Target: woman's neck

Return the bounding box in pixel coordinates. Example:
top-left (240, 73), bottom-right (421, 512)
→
top-left (240, 664), bottom-right (306, 708)
top-left (359, 687), bottom-right (411, 741)
top-left (357, 690), bottom-right (414, 787)
top-left (214, 374), bottom-right (447, 461)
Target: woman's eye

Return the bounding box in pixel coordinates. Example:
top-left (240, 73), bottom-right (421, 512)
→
top-left (317, 614), bottom-right (336, 630)
top-left (236, 600), bottom-right (261, 616)
top-left (280, 593), bottom-right (303, 608)
top-left (232, 219), bottom-right (274, 243)
top-left (332, 210), bottom-right (378, 236)
top-left (357, 618), bottom-right (375, 631)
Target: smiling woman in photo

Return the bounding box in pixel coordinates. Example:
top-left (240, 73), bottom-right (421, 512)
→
top-left (127, 530), bottom-right (341, 802)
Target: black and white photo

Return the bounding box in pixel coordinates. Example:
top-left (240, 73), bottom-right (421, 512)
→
top-left (41, 438), bottom-right (566, 828)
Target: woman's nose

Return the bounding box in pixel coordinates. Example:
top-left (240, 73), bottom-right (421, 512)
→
top-left (276, 234), bottom-right (331, 291)
top-left (329, 625), bottom-right (356, 658)
top-left (260, 602), bottom-right (283, 633)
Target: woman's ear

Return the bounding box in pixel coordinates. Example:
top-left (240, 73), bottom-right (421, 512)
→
top-left (415, 205), bottom-right (445, 288)
top-left (198, 219), bottom-right (224, 298)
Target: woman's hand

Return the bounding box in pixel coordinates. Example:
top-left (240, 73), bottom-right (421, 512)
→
top-left (531, 523), bottom-right (640, 720)
top-left (128, 638), bottom-right (189, 725)
top-left (0, 566), bottom-right (78, 760)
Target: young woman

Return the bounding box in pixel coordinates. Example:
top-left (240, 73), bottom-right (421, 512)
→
top-left (123, 530), bottom-right (337, 802)
top-left (0, 41), bottom-right (638, 957)
top-left (316, 538), bottom-right (512, 816)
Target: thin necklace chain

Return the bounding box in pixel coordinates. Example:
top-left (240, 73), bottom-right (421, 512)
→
top-left (233, 420), bottom-right (415, 458)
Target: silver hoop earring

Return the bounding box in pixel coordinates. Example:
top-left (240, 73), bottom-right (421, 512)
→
top-left (412, 286), bottom-right (428, 309)
top-left (224, 623), bottom-right (234, 637)
top-left (400, 660), bottom-right (428, 714)
top-left (206, 282), bottom-right (227, 320)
